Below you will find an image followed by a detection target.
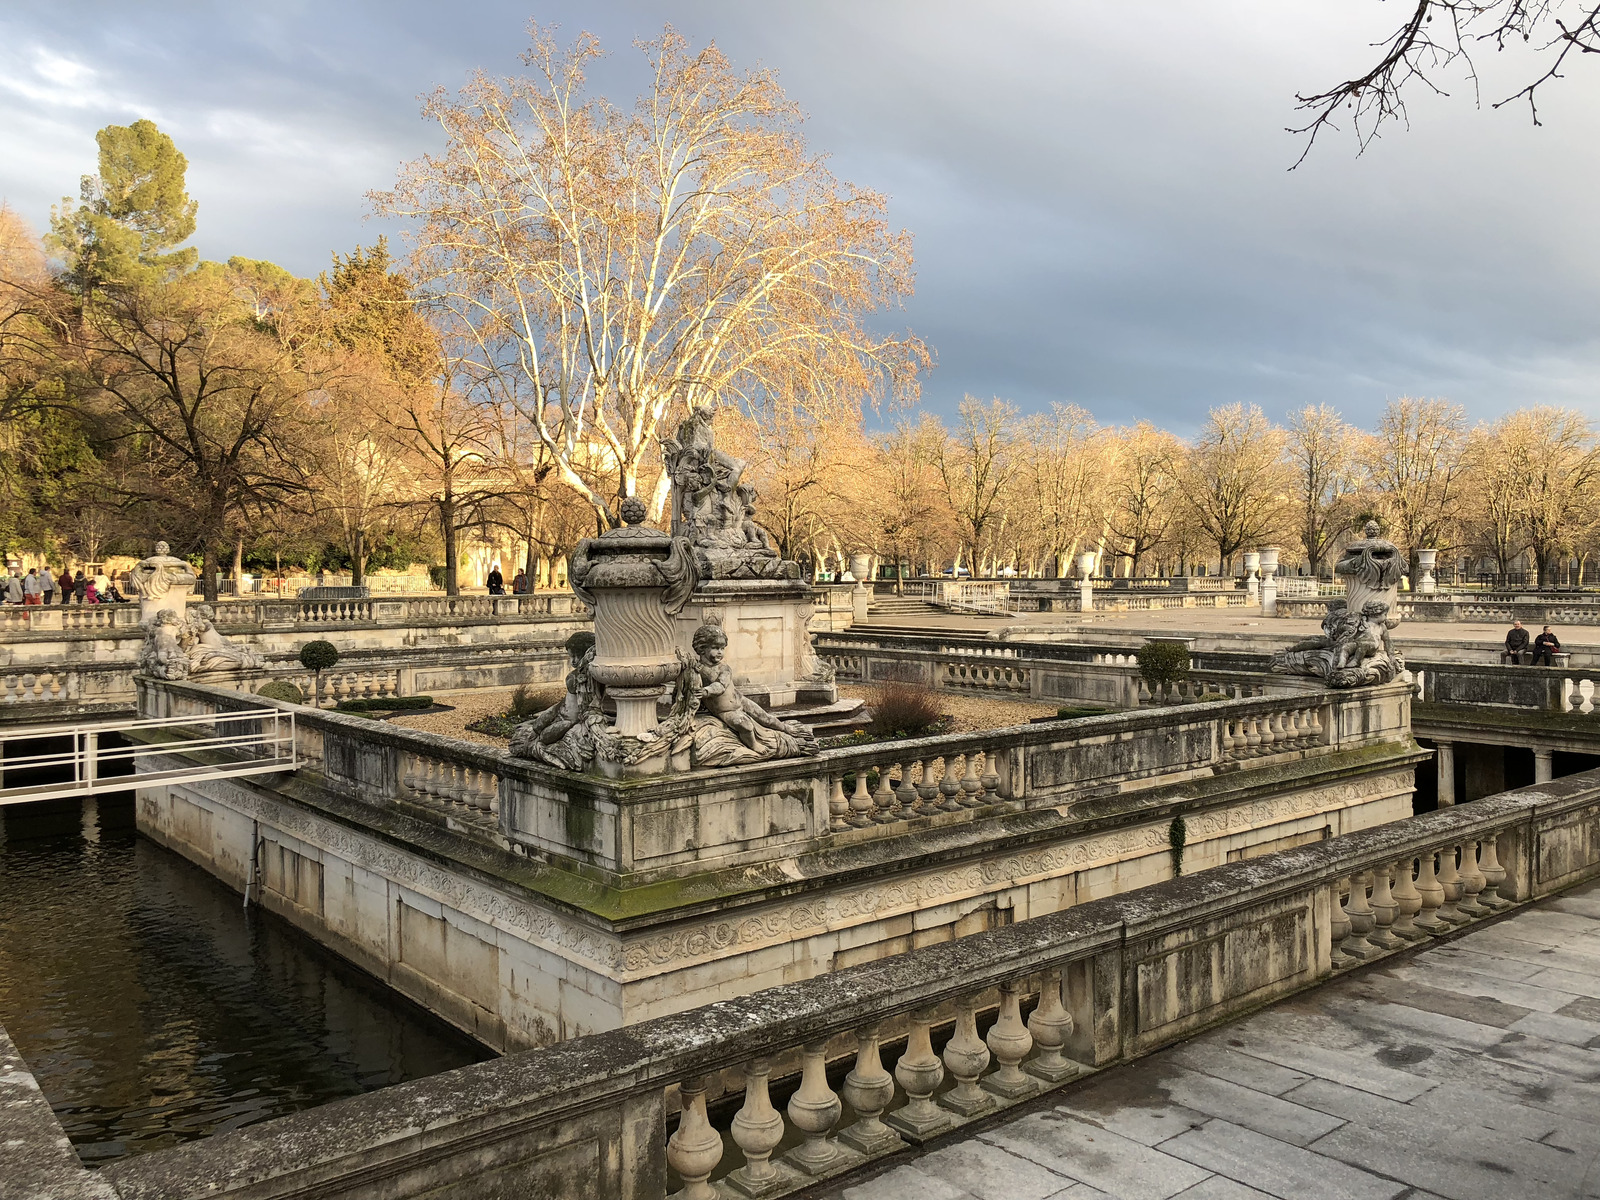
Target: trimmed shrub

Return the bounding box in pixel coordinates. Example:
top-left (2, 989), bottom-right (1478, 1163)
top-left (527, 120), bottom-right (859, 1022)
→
top-left (1056, 705), bottom-right (1111, 719)
top-left (865, 681), bottom-right (946, 739)
top-left (1137, 639), bottom-right (1190, 699)
top-left (257, 680), bottom-right (304, 705)
top-left (298, 640), bottom-right (340, 672)
top-left (335, 695), bottom-right (434, 713)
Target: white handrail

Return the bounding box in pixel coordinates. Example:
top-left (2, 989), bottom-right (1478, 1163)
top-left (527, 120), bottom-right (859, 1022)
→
top-left (0, 707), bottom-right (298, 806)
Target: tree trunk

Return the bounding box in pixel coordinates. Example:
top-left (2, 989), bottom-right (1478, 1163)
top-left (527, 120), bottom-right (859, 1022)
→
top-left (202, 542), bottom-right (219, 602)
top-left (352, 528), bottom-right (366, 588)
top-left (441, 497), bottom-right (459, 596)
top-left (232, 536), bottom-right (244, 592)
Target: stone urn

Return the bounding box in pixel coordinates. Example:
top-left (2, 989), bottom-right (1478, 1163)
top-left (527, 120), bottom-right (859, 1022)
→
top-left (569, 499), bottom-right (698, 738)
top-left (129, 541), bottom-right (197, 622)
top-left (1259, 546), bottom-right (1280, 616)
top-left (1077, 552), bottom-right (1097, 613)
top-left (1243, 550), bottom-right (1261, 600)
top-left (1417, 549), bottom-right (1438, 595)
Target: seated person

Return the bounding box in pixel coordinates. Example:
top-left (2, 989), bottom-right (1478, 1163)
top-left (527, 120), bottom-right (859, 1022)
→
top-left (1532, 625), bottom-right (1562, 667)
top-left (1504, 620), bottom-right (1530, 664)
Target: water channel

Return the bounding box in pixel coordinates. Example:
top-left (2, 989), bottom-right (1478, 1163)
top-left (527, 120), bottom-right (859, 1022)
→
top-left (0, 794), bottom-right (493, 1164)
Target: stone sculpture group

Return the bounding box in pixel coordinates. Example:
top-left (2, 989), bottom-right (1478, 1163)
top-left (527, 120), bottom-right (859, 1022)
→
top-left (1272, 521), bottom-right (1405, 687)
top-left (131, 542), bottom-right (265, 681)
top-left (510, 411), bottom-right (819, 776)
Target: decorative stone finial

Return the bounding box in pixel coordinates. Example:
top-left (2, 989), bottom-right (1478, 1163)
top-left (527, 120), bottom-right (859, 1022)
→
top-left (1363, 519), bottom-right (1381, 539)
top-left (619, 496), bottom-right (648, 526)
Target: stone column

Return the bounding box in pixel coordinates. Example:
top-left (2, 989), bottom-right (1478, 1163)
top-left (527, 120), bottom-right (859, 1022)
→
top-left (1078, 552), bottom-right (1096, 613)
top-left (852, 579), bottom-right (870, 625)
top-left (1535, 747), bottom-right (1554, 784)
top-left (1436, 741), bottom-right (1455, 807)
top-left (1260, 547), bottom-right (1279, 617)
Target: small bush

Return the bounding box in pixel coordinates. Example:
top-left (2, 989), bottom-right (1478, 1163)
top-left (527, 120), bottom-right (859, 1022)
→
top-left (866, 681), bottom-right (946, 739)
top-left (335, 695), bottom-right (434, 713)
top-left (1057, 705), bottom-right (1111, 719)
top-left (1137, 640), bottom-right (1190, 697)
top-left (298, 640), bottom-right (340, 672)
top-left (257, 680), bottom-right (304, 705)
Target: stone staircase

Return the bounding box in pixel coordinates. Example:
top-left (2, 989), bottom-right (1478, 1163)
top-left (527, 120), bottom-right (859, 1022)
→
top-left (866, 595), bottom-right (943, 619)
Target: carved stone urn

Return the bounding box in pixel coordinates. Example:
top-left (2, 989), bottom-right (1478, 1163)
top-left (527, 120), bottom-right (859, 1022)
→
top-left (569, 498), bottom-right (698, 738)
top-left (129, 540), bottom-right (197, 623)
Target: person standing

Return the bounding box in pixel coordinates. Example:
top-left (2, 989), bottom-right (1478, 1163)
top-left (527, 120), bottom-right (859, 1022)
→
top-left (58, 566), bottom-right (74, 605)
top-left (511, 568), bottom-right (528, 594)
top-left (486, 563), bottom-right (504, 595)
top-left (39, 564), bottom-right (55, 605)
top-left (4, 570), bottom-right (21, 604)
top-left (1532, 625), bottom-right (1562, 667)
top-left (74, 572), bottom-right (87, 604)
top-left (1504, 620), bottom-right (1530, 664)
top-left (21, 568), bottom-right (42, 605)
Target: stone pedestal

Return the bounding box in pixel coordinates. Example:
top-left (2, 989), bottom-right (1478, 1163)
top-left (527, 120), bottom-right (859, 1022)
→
top-left (1244, 551), bottom-right (1260, 602)
top-left (1260, 547), bottom-right (1279, 617)
top-left (1417, 549), bottom-right (1438, 595)
top-left (852, 581), bottom-right (870, 627)
top-left (675, 580), bottom-right (836, 708)
top-left (1078, 553), bottom-right (1096, 613)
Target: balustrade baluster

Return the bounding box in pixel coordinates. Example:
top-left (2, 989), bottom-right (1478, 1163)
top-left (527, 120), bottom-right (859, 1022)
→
top-left (1343, 871), bottom-right (1377, 959)
top-left (828, 775), bottom-right (850, 832)
top-left (1479, 832), bottom-right (1511, 909)
top-left (839, 1024), bottom-right (902, 1155)
top-left (1330, 879), bottom-right (1354, 968)
top-left (1390, 855), bottom-right (1427, 941)
top-left (886, 1008), bottom-right (951, 1139)
top-left (981, 750), bottom-right (1001, 797)
top-left (728, 1058), bottom-right (785, 1196)
top-left (984, 979), bottom-right (1038, 1098)
top-left (917, 759), bottom-right (942, 813)
top-left (666, 1076), bottom-right (723, 1200)
top-left (940, 994), bottom-right (996, 1117)
top-left (1258, 712), bottom-right (1279, 754)
top-left (848, 770), bottom-right (873, 827)
top-left (1308, 705), bottom-right (1325, 742)
top-left (1026, 968), bottom-right (1078, 1082)
top-left (896, 761), bottom-right (921, 815)
top-left (961, 752), bottom-right (985, 805)
top-left (1243, 715), bottom-right (1263, 756)
top-left (1368, 864), bottom-right (1403, 949)
top-left (872, 763), bottom-right (899, 823)
top-left (939, 756), bottom-right (963, 813)
top-left (1435, 845), bottom-right (1467, 926)
top-left (784, 1042), bottom-right (844, 1176)
top-left (1457, 840), bottom-right (1490, 918)
top-left (1413, 849), bottom-right (1447, 932)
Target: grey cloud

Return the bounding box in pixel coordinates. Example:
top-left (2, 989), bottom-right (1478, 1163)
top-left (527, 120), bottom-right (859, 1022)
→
top-left (1, 0), bottom-right (1597, 433)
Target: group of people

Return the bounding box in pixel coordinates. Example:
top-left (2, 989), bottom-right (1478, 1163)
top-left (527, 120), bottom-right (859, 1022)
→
top-left (2, 565), bottom-right (127, 606)
top-left (484, 564), bottom-right (533, 595)
top-left (1504, 620), bottom-right (1562, 666)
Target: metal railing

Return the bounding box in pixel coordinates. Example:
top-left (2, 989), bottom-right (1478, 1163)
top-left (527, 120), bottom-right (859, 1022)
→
top-left (0, 708), bottom-right (297, 806)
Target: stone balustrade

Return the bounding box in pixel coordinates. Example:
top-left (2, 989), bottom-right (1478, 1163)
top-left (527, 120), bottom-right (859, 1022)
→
top-left (141, 675), bottom-right (1408, 887)
top-left (68, 767), bottom-right (1600, 1200)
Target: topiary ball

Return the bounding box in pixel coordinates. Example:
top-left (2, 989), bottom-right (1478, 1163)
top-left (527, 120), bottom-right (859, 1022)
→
top-left (257, 680), bottom-right (305, 705)
top-left (299, 640), bottom-right (340, 672)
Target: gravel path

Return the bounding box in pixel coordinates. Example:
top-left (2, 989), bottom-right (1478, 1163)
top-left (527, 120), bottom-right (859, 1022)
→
top-left (838, 686), bottom-right (1063, 733)
top-left (386, 687), bottom-right (531, 747)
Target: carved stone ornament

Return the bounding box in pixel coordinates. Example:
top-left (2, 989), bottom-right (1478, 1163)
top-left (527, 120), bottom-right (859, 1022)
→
top-left (131, 541), bottom-right (264, 679)
top-left (129, 540), bottom-right (197, 621)
top-left (661, 408), bottom-right (799, 582)
top-left (1272, 521), bottom-right (1405, 687)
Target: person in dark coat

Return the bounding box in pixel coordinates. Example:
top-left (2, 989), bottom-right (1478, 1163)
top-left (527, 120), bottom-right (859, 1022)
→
top-left (1532, 625), bottom-right (1562, 667)
top-left (486, 564), bottom-right (504, 595)
top-left (1504, 620), bottom-right (1530, 664)
top-left (58, 567), bottom-right (74, 605)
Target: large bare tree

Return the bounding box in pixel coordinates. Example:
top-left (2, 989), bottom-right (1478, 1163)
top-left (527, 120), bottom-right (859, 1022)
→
top-left (938, 396), bottom-right (1018, 577)
top-left (378, 25), bottom-right (926, 527)
top-left (1173, 404), bottom-right (1291, 573)
top-left (1368, 396), bottom-right (1467, 567)
top-left (1286, 404), bottom-right (1363, 575)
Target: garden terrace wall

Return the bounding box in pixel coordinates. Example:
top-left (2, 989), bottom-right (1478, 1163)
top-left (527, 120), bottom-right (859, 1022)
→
top-left (16, 768), bottom-right (1589, 1200)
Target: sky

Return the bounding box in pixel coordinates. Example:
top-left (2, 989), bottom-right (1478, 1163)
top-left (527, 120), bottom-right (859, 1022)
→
top-left (2, 1), bottom-right (1598, 434)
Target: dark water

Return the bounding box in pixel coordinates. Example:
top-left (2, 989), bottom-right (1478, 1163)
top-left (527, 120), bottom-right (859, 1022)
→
top-left (0, 796), bottom-right (493, 1164)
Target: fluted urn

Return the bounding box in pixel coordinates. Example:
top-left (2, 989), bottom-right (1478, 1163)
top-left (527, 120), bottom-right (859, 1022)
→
top-left (569, 498), bottom-right (698, 738)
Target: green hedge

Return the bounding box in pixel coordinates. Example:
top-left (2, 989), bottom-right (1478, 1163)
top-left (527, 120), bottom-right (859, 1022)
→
top-left (256, 680), bottom-right (305, 705)
top-left (334, 695), bottom-right (434, 713)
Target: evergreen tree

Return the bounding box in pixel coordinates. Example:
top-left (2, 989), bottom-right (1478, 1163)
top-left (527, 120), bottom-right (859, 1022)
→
top-left (50, 119), bottom-right (198, 293)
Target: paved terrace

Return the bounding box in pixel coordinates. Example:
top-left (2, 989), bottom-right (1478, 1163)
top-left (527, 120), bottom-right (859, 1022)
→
top-left (823, 878), bottom-right (1600, 1200)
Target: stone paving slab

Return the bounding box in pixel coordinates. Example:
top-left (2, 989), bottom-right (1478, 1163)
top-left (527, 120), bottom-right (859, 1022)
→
top-left (814, 878), bottom-right (1600, 1200)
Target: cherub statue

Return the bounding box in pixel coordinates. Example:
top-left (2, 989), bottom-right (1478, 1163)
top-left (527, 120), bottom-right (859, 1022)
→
top-left (685, 623), bottom-right (814, 754)
top-left (185, 604), bottom-right (266, 673)
top-left (136, 609), bottom-right (192, 680)
top-left (508, 632), bottom-right (603, 770)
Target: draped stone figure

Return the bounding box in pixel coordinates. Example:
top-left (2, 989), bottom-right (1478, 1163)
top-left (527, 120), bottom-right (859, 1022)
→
top-left (1272, 521), bottom-right (1405, 687)
top-left (129, 541), bottom-right (197, 621)
top-left (184, 604), bottom-right (266, 673)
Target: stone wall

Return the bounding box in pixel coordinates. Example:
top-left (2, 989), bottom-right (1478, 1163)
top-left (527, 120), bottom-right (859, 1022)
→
top-left (10, 769), bottom-right (1593, 1200)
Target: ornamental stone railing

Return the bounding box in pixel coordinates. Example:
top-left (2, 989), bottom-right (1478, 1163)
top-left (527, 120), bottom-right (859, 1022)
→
top-left (27, 767), bottom-right (1595, 1200)
top-left (142, 676), bottom-right (1412, 888)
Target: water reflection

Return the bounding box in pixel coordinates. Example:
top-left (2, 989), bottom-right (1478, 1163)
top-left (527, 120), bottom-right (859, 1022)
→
top-left (0, 796), bottom-right (492, 1163)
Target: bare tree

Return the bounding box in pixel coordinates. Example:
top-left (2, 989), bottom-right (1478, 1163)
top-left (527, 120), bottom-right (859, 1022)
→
top-left (938, 396), bottom-right (1018, 576)
top-left (1286, 404), bottom-right (1363, 575)
top-left (1018, 404), bottom-right (1103, 577)
top-left (1368, 396), bottom-right (1467, 567)
top-left (1173, 404), bottom-right (1291, 573)
top-left (1294, 1), bottom-right (1600, 163)
top-left (378, 25), bottom-right (926, 527)
top-left (871, 414), bottom-right (955, 585)
top-left (1510, 406), bottom-right (1600, 585)
top-left (1104, 422), bottom-right (1185, 578)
